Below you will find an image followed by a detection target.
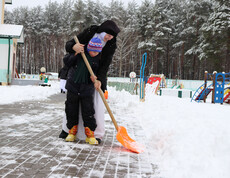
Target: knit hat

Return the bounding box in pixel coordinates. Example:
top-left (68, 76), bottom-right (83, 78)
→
top-left (87, 37), bottom-right (103, 52)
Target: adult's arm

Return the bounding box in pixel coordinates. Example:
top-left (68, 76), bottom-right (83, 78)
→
top-left (97, 39), bottom-right (117, 91)
top-left (65, 25), bottom-right (98, 53)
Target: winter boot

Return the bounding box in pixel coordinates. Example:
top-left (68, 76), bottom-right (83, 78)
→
top-left (85, 127), bottom-right (98, 145)
top-left (65, 125), bottom-right (78, 142)
top-left (59, 130), bottom-right (68, 139)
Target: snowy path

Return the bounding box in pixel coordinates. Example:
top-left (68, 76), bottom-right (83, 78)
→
top-left (0, 93), bottom-right (159, 177)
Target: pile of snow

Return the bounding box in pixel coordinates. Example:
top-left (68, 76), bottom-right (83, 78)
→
top-left (108, 86), bottom-right (230, 178)
top-left (0, 81), bottom-right (59, 104)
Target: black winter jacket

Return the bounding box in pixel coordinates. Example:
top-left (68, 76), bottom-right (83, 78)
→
top-left (65, 20), bottom-right (120, 92)
top-left (64, 49), bottom-right (100, 96)
top-left (58, 64), bottom-right (69, 80)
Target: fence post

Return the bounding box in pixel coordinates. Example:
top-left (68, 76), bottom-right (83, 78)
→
top-left (178, 91), bottom-right (182, 98)
top-left (204, 71), bottom-right (208, 103)
top-left (212, 71), bottom-right (217, 103)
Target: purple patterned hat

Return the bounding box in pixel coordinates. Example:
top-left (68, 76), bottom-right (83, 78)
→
top-left (87, 37), bottom-right (103, 52)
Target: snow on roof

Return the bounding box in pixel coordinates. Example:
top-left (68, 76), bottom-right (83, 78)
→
top-left (0, 24), bottom-right (23, 38)
top-left (5, 0), bottom-right (12, 4)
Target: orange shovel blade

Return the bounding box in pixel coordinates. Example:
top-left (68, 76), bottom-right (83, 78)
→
top-left (116, 126), bottom-right (145, 153)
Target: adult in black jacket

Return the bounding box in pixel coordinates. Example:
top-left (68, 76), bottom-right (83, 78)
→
top-left (65, 20), bottom-right (120, 92)
top-left (59, 20), bottom-right (120, 142)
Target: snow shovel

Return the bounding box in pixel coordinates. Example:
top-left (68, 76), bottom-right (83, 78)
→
top-left (74, 36), bottom-right (144, 153)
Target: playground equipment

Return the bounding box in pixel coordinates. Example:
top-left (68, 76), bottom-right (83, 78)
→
top-left (191, 71), bottom-right (230, 104)
top-left (39, 67), bottom-right (51, 87)
top-left (129, 71), bottom-right (136, 79)
top-left (140, 53), bottom-right (147, 101)
top-left (170, 78), bottom-right (184, 89)
top-left (129, 71), bottom-right (137, 83)
top-left (146, 74), bottom-right (167, 94)
top-left (224, 87), bottom-right (230, 103)
top-left (39, 76), bottom-right (51, 87)
top-left (39, 67), bottom-right (46, 80)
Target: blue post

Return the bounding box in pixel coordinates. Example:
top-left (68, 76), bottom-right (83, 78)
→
top-left (214, 73), bottom-right (225, 104)
top-left (140, 53), bottom-right (147, 100)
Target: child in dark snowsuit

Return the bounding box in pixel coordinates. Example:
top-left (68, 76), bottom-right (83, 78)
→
top-left (64, 37), bottom-right (102, 144)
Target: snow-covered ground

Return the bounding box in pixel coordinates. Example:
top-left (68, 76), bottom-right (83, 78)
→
top-left (0, 81), bottom-right (60, 104)
top-left (0, 81), bottom-right (230, 178)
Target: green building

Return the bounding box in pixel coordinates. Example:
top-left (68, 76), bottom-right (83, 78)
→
top-left (0, 0), bottom-right (24, 85)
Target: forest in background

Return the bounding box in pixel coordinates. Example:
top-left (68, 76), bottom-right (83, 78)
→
top-left (4, 0), bottom-right (230, 80)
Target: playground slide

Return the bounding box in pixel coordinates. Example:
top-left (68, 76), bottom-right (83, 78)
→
top-left (191, 83), bottom-right (213, 102)
top-left (192, 72), bottom-right (230, 104)
top-left (145, 80), bottom-right (160, 94)
top-left (224, 89), bottom-right (230, 103)
top-left (195, 88), bottom-right (212, 101)
top-left (146, 77), bottom-right (162, 94)
top-left (223, 83), bottom-right (230, 103)
top-left (224, 89), bottom-right (230, 95)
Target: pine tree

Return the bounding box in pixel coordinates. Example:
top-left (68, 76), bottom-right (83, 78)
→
top-left (136, 0), bottom-right (154, 76)
top-left (183, 0), bottom-right (213, 79)
top-left (201, 0), bottom-right (230, 72)
top-left (71, 0), bottom-right (86, 34)
top-left (126, 1), bottom-right (140, 74)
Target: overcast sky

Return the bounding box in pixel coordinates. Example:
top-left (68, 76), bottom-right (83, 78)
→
top-left (5, 0), bottom-right (144, 11)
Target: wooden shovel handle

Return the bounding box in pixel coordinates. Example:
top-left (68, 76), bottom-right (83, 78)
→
top-left (73, 36), bottom-right (119, 131)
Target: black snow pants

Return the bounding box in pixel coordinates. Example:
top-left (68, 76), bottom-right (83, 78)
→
top-left (65, 91), bottom-right (97, 131)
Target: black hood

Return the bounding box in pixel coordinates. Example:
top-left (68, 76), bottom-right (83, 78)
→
top-left (97, 20), bottom-right (120, 37)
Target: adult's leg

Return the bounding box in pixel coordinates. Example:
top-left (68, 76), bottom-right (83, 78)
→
top-left (62, 115), bottom-right (69, 133)
top-left (76, 103), bottom-right (86, 140)
top-left (59, 92), bottom-right (71, 138)
top-left (93, 90), bottom-right (105, 139)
